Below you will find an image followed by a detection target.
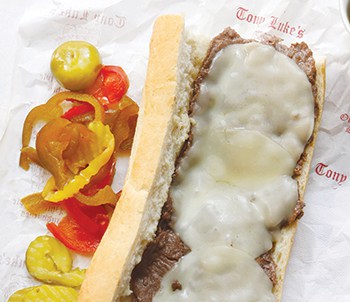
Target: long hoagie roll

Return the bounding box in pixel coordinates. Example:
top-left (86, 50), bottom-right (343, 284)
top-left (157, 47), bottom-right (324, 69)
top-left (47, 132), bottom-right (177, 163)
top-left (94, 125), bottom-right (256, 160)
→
top-left (79, 15), bottom-right (326, 302)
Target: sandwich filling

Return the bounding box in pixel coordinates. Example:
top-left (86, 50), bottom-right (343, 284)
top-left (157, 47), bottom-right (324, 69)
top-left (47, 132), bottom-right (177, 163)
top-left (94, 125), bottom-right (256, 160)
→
top-left (130, 29), bottom-right (317, 302)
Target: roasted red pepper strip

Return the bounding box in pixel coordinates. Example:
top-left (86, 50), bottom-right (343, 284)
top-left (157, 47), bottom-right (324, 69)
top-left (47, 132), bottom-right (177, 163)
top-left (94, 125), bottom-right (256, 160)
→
top-left (47, 216), bottom-right (100, 255)
top-left (46, 198), bottom-right (109, 253)
top-left (61, 198), bottom-right (109, 238)
top-left (44, 201), bottom-right (107, 256)
top-left (86, 65), bottom-right (129, 106)
top-left (61, 102), bottom-right (94, 120)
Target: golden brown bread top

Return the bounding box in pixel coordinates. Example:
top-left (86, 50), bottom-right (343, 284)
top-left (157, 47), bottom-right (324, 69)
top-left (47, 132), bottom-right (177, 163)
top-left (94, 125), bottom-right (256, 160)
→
top-left (79, 15), bottom-right (187, 302)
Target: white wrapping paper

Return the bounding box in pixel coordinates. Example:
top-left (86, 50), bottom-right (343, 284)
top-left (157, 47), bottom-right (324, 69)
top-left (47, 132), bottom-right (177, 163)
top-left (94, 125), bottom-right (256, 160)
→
top-left (1, 0), bottom-right (350, 301)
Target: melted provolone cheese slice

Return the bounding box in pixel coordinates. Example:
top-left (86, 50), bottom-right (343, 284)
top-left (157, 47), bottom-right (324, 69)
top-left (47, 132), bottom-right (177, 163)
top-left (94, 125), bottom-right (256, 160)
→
top-left (180, 129), bottom-right (296, 188)
top-left (172, 177), bottom-right (272, 257)
top-left (154, 247), bottom-right (275, 302)
top-left (194, 42), bottom-right (314, 162)
top-left (157, 42), bottom-right (314, 301)
top-left (252, 175), bottom-right (299, 228)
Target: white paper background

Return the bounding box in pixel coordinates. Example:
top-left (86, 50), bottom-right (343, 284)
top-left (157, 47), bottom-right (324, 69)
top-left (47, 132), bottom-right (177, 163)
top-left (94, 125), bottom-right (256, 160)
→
top-left (1, 0), bottom-right (350, 301)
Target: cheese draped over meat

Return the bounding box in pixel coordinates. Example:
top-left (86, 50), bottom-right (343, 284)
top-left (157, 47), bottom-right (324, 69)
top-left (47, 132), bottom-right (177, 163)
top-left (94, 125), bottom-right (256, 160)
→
top-left (154, 42), bottom-right (314, 302)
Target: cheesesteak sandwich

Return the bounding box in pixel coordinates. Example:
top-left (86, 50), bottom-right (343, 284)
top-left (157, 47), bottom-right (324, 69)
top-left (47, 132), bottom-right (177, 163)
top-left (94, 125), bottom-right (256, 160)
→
top-left (79, 15), bottom-right (326, 302)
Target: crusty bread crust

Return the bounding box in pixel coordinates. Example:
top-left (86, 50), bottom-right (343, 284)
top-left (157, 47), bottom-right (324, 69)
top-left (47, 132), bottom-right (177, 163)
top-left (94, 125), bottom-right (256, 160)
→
top-left (79, 15), bottom-right (190, 302)
top-left (273, 59), bottom-right (326, 301)
top-left (79, 15), bottom-right (326, 302)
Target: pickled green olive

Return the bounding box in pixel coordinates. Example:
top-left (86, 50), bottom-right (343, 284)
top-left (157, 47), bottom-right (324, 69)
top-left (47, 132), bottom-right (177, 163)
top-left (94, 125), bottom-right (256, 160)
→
top-left (50, 41), bottom-right (102, 91)
top-left (25, 236), bottom-right (85, 287)
top-left (8, 285), bottom-right (78, 302)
